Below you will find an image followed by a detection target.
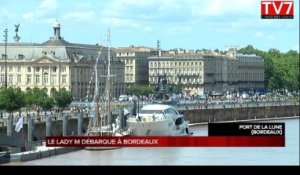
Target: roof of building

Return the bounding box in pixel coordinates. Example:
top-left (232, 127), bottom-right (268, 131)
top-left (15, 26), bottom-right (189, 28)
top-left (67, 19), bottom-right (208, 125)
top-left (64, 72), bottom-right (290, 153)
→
top-left (114, 46), bottom-right (157, 53)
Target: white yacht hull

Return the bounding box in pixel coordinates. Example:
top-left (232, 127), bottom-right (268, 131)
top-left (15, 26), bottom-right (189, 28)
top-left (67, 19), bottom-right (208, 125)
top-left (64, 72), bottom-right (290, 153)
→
top-left (127, 119), bottom-right (190, 136)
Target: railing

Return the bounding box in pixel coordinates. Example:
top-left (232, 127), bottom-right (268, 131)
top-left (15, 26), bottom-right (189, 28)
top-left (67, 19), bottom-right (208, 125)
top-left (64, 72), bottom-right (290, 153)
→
top-left (0, 100), bottom-right (299, 126)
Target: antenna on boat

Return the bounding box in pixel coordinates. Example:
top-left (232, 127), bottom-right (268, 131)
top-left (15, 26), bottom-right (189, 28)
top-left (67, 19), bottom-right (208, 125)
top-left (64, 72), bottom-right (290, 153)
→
top-left (107, 29), bottom-right (112, 129)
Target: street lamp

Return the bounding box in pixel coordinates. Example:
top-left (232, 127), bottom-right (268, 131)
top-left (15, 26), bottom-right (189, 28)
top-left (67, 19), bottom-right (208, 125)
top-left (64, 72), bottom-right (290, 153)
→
top-left (3, 29), bottom-right (8, 89)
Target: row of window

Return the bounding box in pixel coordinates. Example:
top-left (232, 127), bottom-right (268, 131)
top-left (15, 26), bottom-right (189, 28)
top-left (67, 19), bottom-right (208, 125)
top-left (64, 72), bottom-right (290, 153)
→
top-left (0, 74), bottom-right (67, 84)
top-left (1, 54), bottom-right (24, 59)
top-left (123, 59), bottom-right (134, 64)
top-left (149, 61), bottom-right (203, 67)
top-left (149, 69), bottom-right (203, 75)
top-left (149, 77), bottom-right (203, 84)
top-left (125, 75), bottom-right (134, 82)
top-left (125, 66), bottom-right (133, 73)
top-left (0, 66), bottom-right (66, 73)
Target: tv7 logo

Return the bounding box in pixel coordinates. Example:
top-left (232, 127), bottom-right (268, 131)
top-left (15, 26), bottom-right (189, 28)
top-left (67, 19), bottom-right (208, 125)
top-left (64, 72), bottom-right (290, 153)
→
top-left (261, 1), bottom-right (294, 19)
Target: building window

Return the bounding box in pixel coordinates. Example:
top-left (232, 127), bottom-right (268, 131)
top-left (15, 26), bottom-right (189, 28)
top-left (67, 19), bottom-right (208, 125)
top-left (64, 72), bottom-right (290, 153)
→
top-left (27, 67), bottom-right (31, 72)
top-left (1, 74), bottom-right (4, 83)
top-left (0, 66), bottom-right (4, 72)
top-left (44, 73), bottom-right (48, 84)
top-left (18, 54), bottom-right (24, 60)
top-left (62, 75), bottom-right (67, 84)
top-left (9, 66), bottom-right (13, 72)
top-left (2, 54), bottom-right (7, 59)
top-left (17, 75), bottom-right (21, 83)
top-left (51, 75), bottom-right (57, 85)
top-left (61, 67), bottom-right (66, 72)
top-left (35, 75), bottom-right (40, 84)
top-left (35, 67), bottom-right (40, 72)
top-left (8, 75), bottom-right (13, 83)
top-left (53, 67), bottom-right (57, 73)
top-left (17, 66), bottom-right (21, 72)
top-left (27, 75), bottom-right (31, 84)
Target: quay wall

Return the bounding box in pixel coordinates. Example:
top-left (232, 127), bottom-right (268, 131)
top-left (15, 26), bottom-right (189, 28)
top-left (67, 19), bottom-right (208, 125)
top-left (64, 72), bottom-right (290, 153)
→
top-left (0, 117), bottom-right (90, 141)
top-left (0, 105), bottom-right (299, 140)
top-left (181, 105), bottom-right (299, 123)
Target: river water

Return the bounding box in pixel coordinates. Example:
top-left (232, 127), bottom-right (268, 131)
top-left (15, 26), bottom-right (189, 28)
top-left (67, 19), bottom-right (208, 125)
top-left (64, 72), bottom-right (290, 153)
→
top-left (5, 118), bottom-right (299, 165)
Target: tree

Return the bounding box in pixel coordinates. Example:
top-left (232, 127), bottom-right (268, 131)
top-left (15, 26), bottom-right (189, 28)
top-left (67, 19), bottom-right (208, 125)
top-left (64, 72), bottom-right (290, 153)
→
top-left (24, 88), bottom-right (35, 112)
top-left (0, 87), bottom-right (25, 114)
top-left (40, 97), bottom-right (54, 114)
top-left (54, 89), bottom-right (72, 109)
top-left (125, 85), bottom-right (153, 96)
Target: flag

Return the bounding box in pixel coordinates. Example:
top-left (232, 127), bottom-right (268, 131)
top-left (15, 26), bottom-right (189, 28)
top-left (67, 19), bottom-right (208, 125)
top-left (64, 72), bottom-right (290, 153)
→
top-left (15, 116), bottom-right (23, 133)
top-left (123, 108), bottom-right (130, 116)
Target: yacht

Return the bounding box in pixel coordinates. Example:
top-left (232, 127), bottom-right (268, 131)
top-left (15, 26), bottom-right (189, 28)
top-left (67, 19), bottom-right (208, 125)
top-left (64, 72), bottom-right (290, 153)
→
top-left (126, 104), bottom-right (192, 136)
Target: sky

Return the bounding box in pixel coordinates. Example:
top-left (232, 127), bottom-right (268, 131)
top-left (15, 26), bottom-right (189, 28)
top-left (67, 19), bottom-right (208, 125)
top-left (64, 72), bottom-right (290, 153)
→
top-left (0, 0), bottom-right (299, 52)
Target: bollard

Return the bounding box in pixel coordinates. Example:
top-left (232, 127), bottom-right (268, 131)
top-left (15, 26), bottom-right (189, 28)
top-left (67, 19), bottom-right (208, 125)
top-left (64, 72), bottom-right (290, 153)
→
top-left (63, 115), bottom-right (68, 136)
top-left (132, 100), bottom-right (137, 116)
top-left (28, 117), bottom-right (34, 143)
top-left (119, 109), bottom-right (126, 130)
top-left (46, 115), bottom-right (52, 136)
top-left (77, 113), bottom-right (83, 136)
top-left (7, 115), bottom-right (13, 137)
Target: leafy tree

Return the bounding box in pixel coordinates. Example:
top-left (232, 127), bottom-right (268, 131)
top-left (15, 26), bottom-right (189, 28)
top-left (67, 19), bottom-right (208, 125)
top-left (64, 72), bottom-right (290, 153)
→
top-left (54, 89), bottom-right (72, 109)
top-left (125, 85), bottom-right (153, 96)
top-left (40, 97), bottom-right (54, 113)
top-left (172, 84), bottom-right (183, 94)
top-left (0, 87), bottom-right (25, 113)
top-left (24, 88), bottom-right (35, 111)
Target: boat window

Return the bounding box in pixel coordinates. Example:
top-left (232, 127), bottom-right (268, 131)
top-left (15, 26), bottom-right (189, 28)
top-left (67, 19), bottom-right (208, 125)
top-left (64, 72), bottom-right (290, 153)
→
top-left (175, 117), bottom-right (183, 125)
top-left (140, 110), bottom-right (163, 114)
top-left (165, 108), bottom-right (178, 115)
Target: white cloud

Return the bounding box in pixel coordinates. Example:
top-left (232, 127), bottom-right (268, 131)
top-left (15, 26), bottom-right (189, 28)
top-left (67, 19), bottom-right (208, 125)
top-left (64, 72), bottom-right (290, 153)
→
top-left (22, 0), bottom-right (58, 24)
top-left (254, 32), bottom-right (264, 38)
top-left (191, 0), bottom-right (258, 16)
top-left (0, 6), bottom-right (15, 19)
top-left (64, 11), bottom-right (95, 21)
top-left (100, 18), bottom-right (141, 29)
top-left (100, 0), bottom-right (260, 31)
top-left (23, 12), bottom-right (35, 21)
top-left (74, 3), bottom-right (93, 9)
top-left (167, 26), bottom-right (192, 35)
top-left (38, 0), bottom-right (58, 11)
top-left (142, 26), bottom-right (154, 32)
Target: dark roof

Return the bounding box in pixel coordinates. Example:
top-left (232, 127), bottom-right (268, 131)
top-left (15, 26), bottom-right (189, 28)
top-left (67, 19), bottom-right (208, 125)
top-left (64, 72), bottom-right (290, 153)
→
top-left (41, 39), bottom-right (73, 46)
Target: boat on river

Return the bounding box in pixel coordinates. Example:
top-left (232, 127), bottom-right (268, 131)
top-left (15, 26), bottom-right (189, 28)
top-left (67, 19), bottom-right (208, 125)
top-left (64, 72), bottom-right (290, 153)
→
top-left (85, 30), bottom-right (124, 150)
top-left (126, 104), bottom-right (192, 136)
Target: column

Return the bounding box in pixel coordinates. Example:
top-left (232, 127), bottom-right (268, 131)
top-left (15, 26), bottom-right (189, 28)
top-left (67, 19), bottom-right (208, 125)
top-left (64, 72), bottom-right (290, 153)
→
top-left (63, 115), bottom-right (68, 136)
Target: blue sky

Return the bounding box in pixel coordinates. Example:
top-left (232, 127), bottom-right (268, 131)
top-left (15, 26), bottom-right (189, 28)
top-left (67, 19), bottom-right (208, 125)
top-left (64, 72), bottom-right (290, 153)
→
top-left (0, 0), bottom-right (299, 52)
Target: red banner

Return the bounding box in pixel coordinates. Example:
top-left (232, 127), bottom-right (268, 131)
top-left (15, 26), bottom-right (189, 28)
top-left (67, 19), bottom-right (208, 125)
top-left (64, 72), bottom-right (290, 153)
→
top-left (46, 136), bottom-right (284, 147)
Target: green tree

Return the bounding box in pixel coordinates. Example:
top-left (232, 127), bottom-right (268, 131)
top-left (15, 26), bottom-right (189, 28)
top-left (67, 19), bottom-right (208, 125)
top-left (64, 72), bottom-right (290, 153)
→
top-left (40, 97), bottom-right (54, 114)
top-left (54, 89), bottom-right (72, 109)
top-left (0, 87), bottom-right (25, 113)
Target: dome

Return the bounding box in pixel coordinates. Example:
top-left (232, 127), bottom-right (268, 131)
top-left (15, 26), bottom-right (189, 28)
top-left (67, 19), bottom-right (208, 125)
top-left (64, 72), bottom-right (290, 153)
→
top-left (53, 20), bottom-right (60, 28)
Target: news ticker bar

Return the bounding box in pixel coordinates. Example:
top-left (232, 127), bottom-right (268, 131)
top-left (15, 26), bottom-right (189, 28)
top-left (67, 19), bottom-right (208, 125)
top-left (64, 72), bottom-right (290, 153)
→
top-left (46, 136), bottom-right (284, 147)
top-left (208, 123), bottom-right (285, 136)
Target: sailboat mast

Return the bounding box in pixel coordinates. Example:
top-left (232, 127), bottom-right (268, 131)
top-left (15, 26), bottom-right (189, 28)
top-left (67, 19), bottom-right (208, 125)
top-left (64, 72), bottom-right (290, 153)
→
top-left (94, 48), bottom-right (100, 127)
top-left (107, 29), bottom-right (112, 129)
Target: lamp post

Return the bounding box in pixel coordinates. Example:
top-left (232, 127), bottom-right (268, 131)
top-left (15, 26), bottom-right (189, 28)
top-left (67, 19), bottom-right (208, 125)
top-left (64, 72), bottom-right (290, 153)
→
top-left (3, 29), bottom-right (8, 89)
